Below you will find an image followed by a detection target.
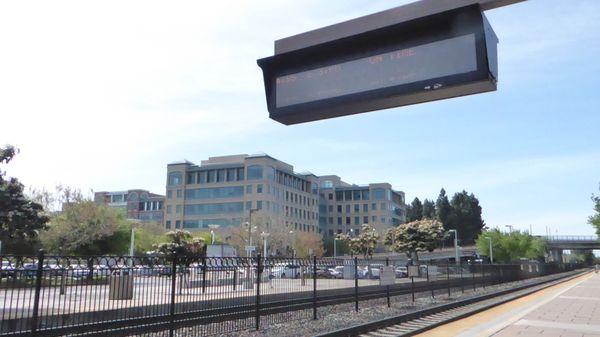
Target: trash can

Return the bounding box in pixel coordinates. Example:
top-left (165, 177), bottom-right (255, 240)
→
top-left (109, 270), bottom-right (134, 300)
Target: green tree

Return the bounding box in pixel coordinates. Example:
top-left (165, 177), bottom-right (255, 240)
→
top-left (476, 229), bottom-right (546, 263)
top-left (589, 185), bottom-right (600, 236)
top-left (385, 219), bottom-right (444, 261)
top-left (132, 222), bottom-right (166, 255)
top-left (40, 200), bottom-right (132, 255)
top-left (407, 197), bottom-right (423, 222)
top-left (0, 146), bottom-right (49, 254)
top-left (448, 191), bottom-right (485, 244)
top-left (152, 230), bottom-right (206, 258)
top-left (435, 188), bottom-right (452, 229)
top-left (422, 199), bottom-right (436, 219)
top-left (340, 224), bottom-right (380, 258)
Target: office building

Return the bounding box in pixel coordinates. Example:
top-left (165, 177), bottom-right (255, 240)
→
top-left (94, 190), bottom-right (165, 223)
top-left (164, 154), bottom-right (406, 239)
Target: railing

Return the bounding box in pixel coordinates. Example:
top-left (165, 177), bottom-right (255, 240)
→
top-left (0, 251), bottom-right (583, 337)
top-left (540, 235), bottom-right (599, 242)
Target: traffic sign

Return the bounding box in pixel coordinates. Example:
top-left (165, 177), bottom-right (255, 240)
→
top-left (245, 246), bottom-right (256, 252)
top-left (379, 266), bottom-right (395, 286)
top-left (408, 266), bottom-right (419, 278)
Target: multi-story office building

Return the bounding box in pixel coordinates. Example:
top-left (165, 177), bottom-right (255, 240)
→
top-left (164, 154), bottom-right (320, 233)
top-left (164, 154), bottom-right (406, 240)
top-left (316, 175), bottom-right (406, 240)
top-left (94, 190), bottom-right (165, 223)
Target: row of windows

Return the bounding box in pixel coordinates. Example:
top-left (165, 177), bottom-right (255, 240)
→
top-left (184, 202), bottom-right (244, 215)
top-left (333, 188), bottom-right (391, 202)
top-left (138, 201), bottom-right (163, 211)
top-left (185, 186), bottom-right (244, 200)
top-left (185, 167), bottom-right (246, 185)
top-left (326, 203), bottom-right (387, 213)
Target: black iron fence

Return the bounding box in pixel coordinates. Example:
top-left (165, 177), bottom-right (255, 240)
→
top-left (0, 251), bottom-right (582, 337)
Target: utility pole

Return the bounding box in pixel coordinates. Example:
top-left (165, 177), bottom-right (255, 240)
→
top-left (486, 236), bottom-right (493, 264)
top-left (449, 229), bottom-right (459, 265)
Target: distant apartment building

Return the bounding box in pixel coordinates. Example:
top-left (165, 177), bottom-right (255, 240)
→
top-left (94, 190), bottom-right (165, 223)
top-left (316, 175), bottom-right (406, 239)
top-left (164, 154), bottom-right (406, 239)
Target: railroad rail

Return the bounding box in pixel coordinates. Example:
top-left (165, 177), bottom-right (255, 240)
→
top-left (313, 269), bottom-right (589, 337)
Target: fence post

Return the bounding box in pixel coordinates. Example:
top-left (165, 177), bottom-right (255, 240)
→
top-left (482, 263), bottom-right (485, 290)
top-left (30, 249), bottom-right (45, 336)
top-left (460, 262), bottom-right (464, 293)
top-left (169, 254), bottom-right (178, 337)
top-left (313, 255), bottom-right (317, 319)
top-left (427, 263), bottom-right (433, 299)
top-left (202, 256), bottom-right (207, 294)
top-left (472, 263), bottom-right (476, 291)
top-left (385, 258), bottom-right (390, 307)
top-left (354, 257), bottom-right (358, 312)
top-left (233, 268), bottom-right (238, 291)
top-left (255, 254), bottom-right (262, 330)
top-left (446, 263), bottom-right (451, 298)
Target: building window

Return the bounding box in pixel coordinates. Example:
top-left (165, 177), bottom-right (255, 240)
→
top-left (175, 220), bottom-right (181, 229)
top-left (257, 201), bottom-right (263, 210)
top-left (184, 202), bottom-right (244, 215)
top-left (257, 184), bottom-right (263, 193)
top-left (168, 172), bottom-right (183, 186)
top-left (323, 180), bottom-right (333, 188)
top-left (354, 216), bottom-right (360, 225)
top-left (246, 201), bottom-right (252, 210)
top-left (354, 204), bottom-right (359, 213)
top-left (186, 172), bottom-right (196, 184)
top-left (328, 205), bottom-right (333, 212)
top-left (247, 165), bottom-right (263, 180)
top-left (381, 203), bottom-right (387, 210)
top-left (167, 190), bottom-right (172, 199)
top-left (363, 216), bottom-right (368, 224)
top-left (237, 168), bottom-right (245, 180)
top-left (207, 170), bottom-right (216, 183)
top-left (199, 171), bottom-right (207, 184)
top-left (247, 185), bottom-right (253, 194)
top-left (353, 190), bottom-right (362, 201)
top-left (176, 205), bottom-right (182, 213)
top-left (372, 203), bottom-right (377, 210)
top-left (176, 189), bottom-right (182, 198)
top-left (217, 169), bottom-right (225, 182)
top-left (185, 186), bottom-right (244, 199)
top-left (328, 217), bottom-right (333, 224)
top-left (344, 191), bottom-right (352, 201)
top-left (373, 188), bottom-right (386, 200)
top-left (165, 220), bottom-right (171, 229)
top-left (266, 166), bottom-right (276, 181)
top-left (337, 205), bottom-right (342, 213)
top-left (362, 190), bottom-right (370, 200)
top-left (166, 205), bottom-right (172, 214)
top-left (363, 204), bottom-right (368, 212)
top-left (345, 205), bottom-right (350, 213)
top-left (329, 229), bottom-right (334, 236)
top-left (335, 191), bottom-right (344, 201)
top-left (226, 168), bottom-right (236, 182)
top-left (355, 229), bottom-right (360, 235)
top-left (328, 193), bottom-right (333, 200)
top-left (346, 217), bottom-right (350, 225)
top-left (337, 217), bottom-right (342, 225)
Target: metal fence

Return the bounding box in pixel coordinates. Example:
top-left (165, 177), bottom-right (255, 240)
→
top-left (0, 251), bottom-right (582, 337)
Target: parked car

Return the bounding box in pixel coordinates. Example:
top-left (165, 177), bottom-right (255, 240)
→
top-left (369, 264), bottom-right (384, 279)
top-left (1, 261), bottom-right (15, 278)
top-left (93, 265), bottom-right (111, 277)
top-left (270, 264), bottom-right (301, 278)
top-left (327, 266), bottom-right (344, 279)
top-left (395, 266), bottom-right (408, 278)
top-left (44, 263), bottom-right (65, 276)
top-left (21, 263), bottom-right (38, 278)
top-left (68, 264), bottom-right (90, 278)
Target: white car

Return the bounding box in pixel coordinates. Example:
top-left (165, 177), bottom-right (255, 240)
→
top-left (270, 264), bottom-right (301, 278)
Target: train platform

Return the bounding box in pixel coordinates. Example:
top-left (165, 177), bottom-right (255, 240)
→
top-left (416, 271), bottom-right (600, 337)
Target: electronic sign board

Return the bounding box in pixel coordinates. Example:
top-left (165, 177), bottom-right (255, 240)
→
top-left (257, 5), bottom-right (498, 125)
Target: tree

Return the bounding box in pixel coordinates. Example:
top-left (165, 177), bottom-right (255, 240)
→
top-left (448, 191), bottom-right (485, 244)
top-left (435, 188), bottom-right (452, 230)
top-left (475, 229), bottom-right (546, 263)
top-left (422, 199), bottom-right (436, 219)
top-left (340, 224), bottom-right (380, 258)
top-left (40, 200), bottom-right (132, 255)
top-left (407, 197), bottom-right (423, 222)
top-left (589, 184), bottom-right (600, 236)
top-left (293, 231), bottom-right (325, 258)
top-left (132, 222), bottom-right (166, 255)
top-left (385, 219), bottom-right (444, 261)
top-left (153, 230), bottom-right (206, 258)
top-left (0, 146), bottom-right (49, 254)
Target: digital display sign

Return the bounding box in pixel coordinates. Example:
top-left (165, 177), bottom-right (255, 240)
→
top-left (276, 34), bottom-right (477, 108)
top-left (258, 6), bottom-right (498, 125)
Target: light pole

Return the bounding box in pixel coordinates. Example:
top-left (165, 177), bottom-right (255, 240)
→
top-left (505, 225), bottom-right (514, 233)
top-left (334, 237), bottom-right (339, 258)
top-left (448, 229), bottom-right (459, 265)
top-left (129, 227), bottom-right (135, 256)
top-left (208, 224), bottom-right (220, 244)
top-left (486, 236), bottom-right (493, 264)
top-left (260, 232), bottom-right (270, 258)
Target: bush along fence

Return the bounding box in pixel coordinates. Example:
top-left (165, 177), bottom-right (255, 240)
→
top-left (0, 250), bottom-right (583, 337)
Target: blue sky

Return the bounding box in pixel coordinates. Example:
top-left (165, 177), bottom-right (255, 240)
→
top-left (1, 0), bottom-right (599, 235)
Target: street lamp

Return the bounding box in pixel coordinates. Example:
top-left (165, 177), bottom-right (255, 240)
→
top-left (505, 225), bottom-right (514, 233)
top-left (289, 230), bottom-right (296, 258)
top-left (448, 229), bottom-right (459, 265)
top-left (260, 232), bottom-right (270, 258)
top-left (486, 236), bottom-right (494, 264)
top-left (208, 224), bottom-right (220, 244)
top-left (334, 237), bottom-right (340, 258)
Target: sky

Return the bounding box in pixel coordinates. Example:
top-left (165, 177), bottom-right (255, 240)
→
top-left (1, 0), bottom-right (599, 236)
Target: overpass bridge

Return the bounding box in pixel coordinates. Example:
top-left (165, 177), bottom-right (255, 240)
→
top-left (537, 235), bottom-right (600, 261)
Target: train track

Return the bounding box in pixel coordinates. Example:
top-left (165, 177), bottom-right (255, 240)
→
top-left (314, 270), bottom-right (588, 337)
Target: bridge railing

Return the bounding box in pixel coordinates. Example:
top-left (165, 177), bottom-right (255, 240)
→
top-left (540, 235), bottom-right (599, 242)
